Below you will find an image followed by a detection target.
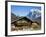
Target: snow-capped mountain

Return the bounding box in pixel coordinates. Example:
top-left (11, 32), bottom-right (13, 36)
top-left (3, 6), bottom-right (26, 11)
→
top-left (27, 9), bottom-right (41, 21)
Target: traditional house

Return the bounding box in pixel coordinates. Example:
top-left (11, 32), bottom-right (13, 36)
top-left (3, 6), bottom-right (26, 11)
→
top-left (11, 17), bottom-right (33, 27)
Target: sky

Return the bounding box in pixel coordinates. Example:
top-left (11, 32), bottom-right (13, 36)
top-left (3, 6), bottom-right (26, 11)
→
top-left (11, 5), bottom-right (41, 16)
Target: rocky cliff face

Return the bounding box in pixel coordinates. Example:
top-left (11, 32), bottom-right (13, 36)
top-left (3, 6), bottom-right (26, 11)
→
top-left (11, 13), bottom-right (20, 23)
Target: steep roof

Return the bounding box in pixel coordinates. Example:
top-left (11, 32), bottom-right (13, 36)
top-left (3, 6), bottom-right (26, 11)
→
top-left (11, 16), bottom-right (33, 24)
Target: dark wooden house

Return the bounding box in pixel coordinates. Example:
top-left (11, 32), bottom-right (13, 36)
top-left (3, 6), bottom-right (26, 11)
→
top-left (11, 17), bottom-right (34, 27)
